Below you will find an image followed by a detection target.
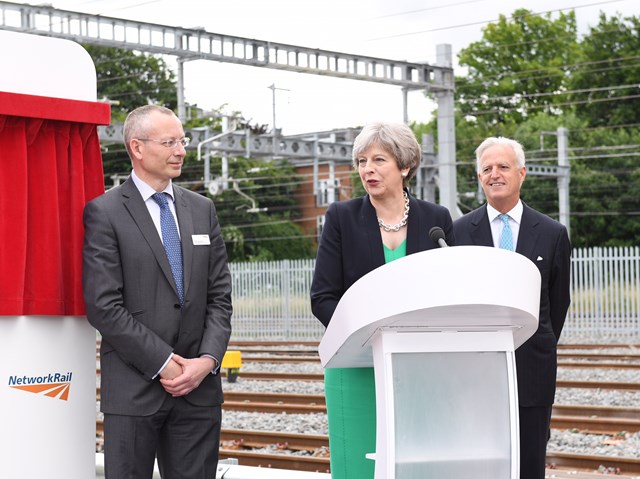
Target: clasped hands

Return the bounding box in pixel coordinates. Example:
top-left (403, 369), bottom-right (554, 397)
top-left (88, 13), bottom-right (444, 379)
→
top-left (159, 354), bottom-right (215, 397)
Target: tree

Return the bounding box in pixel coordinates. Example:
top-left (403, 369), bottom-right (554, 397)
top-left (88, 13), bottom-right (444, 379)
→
top-left (421, 8), bottom-right (640, 247)
top-left (566, 14), bottom-right (640, 244)
top-left (569, 13), bottom-right (640, 127)
top-left (204, 156), bottom-right (315, 261)
top-left (85, 45), bottom-right (179, 180)
top-left (456, 9), bottom-right (580, 125)
top-left (84, 45), bottom-right (177, 122)
top-left (85, 45), bottom-right (313, 260)
top-left (566, 125), bottom-right (640, 246)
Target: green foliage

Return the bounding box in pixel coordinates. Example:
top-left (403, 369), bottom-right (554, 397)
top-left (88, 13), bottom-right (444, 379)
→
top-left (457, 9), bottom-right (579, 125)
top-left (567, 125), bottom-right (640, 246)
top-left (84, 45), bottom-right (312, 260)
top-left (205, 156), bottom-right (314, 261)
top-left (569, 14), bottom-right (640, 127)
top-left (86, 45), bottom-right (179, 180)
top-left (426, 8), bottom-right (640, 247)
top-left (84, 45), bottom-right (178, 121)
top-left (350, 169), bottom-right (366, 198)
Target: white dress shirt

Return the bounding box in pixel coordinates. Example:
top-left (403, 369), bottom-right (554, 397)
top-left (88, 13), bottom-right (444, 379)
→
top-left (487, 200), bottom-right (523, 250)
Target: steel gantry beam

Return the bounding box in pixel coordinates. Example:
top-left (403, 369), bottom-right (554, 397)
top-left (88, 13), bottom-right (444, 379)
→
top-left (0, 1), bottom-right (453, 92)
top-left (0, 0), bottom-right (459, 214)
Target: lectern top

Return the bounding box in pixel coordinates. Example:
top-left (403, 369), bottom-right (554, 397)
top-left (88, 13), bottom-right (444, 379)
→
top-left (319, 246), bottom-right (541, 368)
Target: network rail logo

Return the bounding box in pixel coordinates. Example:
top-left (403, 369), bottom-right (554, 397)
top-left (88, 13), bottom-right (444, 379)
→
top-left (8, 372), bottom-right (73, 401)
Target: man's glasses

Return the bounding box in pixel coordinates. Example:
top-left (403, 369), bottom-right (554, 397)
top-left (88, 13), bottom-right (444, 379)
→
top-left (136, 137), bottom-right (191, 148)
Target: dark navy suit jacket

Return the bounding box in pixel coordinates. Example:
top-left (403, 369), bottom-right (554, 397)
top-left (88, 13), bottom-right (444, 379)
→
top-left (311, 192), bottom-right (455, 327)
top-left (453, 202), bottom-right (571, 406)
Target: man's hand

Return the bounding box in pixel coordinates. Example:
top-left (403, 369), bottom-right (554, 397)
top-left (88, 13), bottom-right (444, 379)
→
top-left (159, 357), bottom-right (182, 380)
top-left (159, 354), bottom-right (214, 397)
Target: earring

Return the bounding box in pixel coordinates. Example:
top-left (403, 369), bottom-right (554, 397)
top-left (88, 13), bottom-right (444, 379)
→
top-left (401, 172), bottom-right (407, 178)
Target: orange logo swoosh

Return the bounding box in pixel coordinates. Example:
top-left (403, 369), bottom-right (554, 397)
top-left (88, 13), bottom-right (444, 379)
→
top-left (11, 382), bottom-right (71, 401)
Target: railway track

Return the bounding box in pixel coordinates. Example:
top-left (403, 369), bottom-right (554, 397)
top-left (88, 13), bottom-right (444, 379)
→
top-left (95, 342), bottom-right (640, 475)
top-left (220, 439), bottom-right (640, 475)
top-left (551, 404), bottom-right (640, 433)
top-left (220, 370), bottom-right (640, 392)
top-left (96, 420), bottom-right (640, 475)
top-left (235, 352), bottom-right (640, 363)
top-left (97, 389), bottom-right (640, 433)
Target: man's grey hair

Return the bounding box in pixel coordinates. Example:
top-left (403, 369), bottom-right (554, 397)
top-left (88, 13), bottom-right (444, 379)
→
top-left (475, 137), bottom-right (526, 173)
top-left (123, 105), bottom-right (177, 159)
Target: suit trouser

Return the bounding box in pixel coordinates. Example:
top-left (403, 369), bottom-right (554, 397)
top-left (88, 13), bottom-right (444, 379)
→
top-left (519, 405), bottom-right (552, 479)
top-left (104, 395), bottom-right (222, 479)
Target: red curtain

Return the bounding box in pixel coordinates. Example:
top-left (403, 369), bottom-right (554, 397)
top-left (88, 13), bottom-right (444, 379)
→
top-left (0, 92), bottom-right (110, 316)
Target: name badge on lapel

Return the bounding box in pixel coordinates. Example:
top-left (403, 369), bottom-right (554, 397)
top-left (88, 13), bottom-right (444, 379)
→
top-left (192, 234), bottom-right (210, 245)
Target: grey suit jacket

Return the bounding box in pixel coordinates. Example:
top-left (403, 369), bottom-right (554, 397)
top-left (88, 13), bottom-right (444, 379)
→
top-left (453, 202), bottom-right (571, 406)
top-left (82, 178), bottom-right (232, 416)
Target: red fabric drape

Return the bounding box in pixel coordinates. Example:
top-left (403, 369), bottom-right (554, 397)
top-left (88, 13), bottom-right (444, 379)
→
top-left (0, 92), bottom-right (109, 315)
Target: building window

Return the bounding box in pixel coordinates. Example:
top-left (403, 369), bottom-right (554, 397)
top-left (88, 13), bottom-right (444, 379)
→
top-left (317, 179), bottom-right (340, 207)
top-left (316, 215), bottom-right (326, 239)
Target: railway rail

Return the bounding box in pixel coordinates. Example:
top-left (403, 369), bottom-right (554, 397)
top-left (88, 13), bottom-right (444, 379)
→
top-left (95, 342), bottom-right (640, 475)
top-left (218, 370), bottom-right (640, 392)
top-left (234, 353), bottom-right (640, 369)
top-left (96, 420), bottom-right (640, 475)
top-left (97, 390), bottom-right (640, 433)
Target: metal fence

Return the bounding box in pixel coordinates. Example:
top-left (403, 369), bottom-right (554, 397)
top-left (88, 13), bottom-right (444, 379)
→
top-left (229, 247), bottom-right (640, 343)
top-left (566, 246), bottom-right (640, 340)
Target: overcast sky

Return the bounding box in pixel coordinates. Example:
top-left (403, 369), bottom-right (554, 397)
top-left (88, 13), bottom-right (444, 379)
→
top-left (34, 0), bottom-right (637, 134)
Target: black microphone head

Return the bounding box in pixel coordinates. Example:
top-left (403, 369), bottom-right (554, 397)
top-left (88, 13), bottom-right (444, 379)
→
top-left (429, 226), bottom-right (445, 243)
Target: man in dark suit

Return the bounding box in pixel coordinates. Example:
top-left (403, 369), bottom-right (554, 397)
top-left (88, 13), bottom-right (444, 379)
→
top-left (82, 105), bottom-right (232, 478)
top-left (453, 136), bottom-right (571, 479)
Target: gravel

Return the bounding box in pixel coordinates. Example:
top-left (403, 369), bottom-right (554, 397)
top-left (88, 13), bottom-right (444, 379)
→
top-left (549, 430), bottom-right (640, 459)
top-left (223, 411), bottom-right (328, 435)
top-left (99, 349), bottom-right (640, 461)
top-left (222, 356), bottom-right (640, 461)
top-left (555, 388), bottom-right (640, 407)
top-left (224, 379), bottom-right (325, 395)
top-left (557, 367), bottom-right (640, 382)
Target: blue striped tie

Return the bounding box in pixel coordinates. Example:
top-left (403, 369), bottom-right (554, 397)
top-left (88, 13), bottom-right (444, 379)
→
top-left (152, 193), bottom-right (184, 304)
top-left (498, 214), bottom-right (514, 251)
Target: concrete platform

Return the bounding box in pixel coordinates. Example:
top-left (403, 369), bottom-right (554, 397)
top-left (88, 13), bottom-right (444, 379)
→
top-left (95, 454), bottom-right (640, 479)
top-left (95, 454), bottom-right (331, 478)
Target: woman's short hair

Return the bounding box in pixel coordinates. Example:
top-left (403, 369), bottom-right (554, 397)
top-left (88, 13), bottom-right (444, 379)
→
top-left (352, 122), bottom-right (421, 186)
top-left (475, 137), bottom-right (526, 173)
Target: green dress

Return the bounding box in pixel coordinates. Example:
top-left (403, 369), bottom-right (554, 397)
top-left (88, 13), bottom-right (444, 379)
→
top-left (324, 239), bottom-right (407, 478)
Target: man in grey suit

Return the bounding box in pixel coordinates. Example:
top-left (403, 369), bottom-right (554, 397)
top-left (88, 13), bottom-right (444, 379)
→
top-left (453, 137), bottom-right (571, 479)
top-left (83, 105), bottom-right (232, 478)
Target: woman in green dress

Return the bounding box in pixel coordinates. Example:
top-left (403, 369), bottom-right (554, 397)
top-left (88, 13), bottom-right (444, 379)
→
top-left (310, 122), bottom-right (455, 478)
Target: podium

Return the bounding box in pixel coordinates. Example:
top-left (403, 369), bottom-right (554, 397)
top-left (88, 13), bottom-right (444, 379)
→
top-left (318, 246), bottom-right (541, 479)
top-left (0, 31), bottom-right (109, 478)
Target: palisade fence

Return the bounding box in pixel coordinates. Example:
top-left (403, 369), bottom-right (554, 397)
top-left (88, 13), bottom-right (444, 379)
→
top-left (568, 246), bottom-right (640, 340)
top-left (228, 246), bottom-right (640, 343)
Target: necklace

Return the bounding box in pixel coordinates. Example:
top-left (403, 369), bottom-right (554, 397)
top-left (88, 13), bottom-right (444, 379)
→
top-left (377, 191), bottom-right (410, 232)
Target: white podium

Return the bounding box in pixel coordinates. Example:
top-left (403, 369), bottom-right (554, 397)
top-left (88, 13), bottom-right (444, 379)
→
top-left (0, 31), bottom-right (109, 478)
top-left (319, 246), bottom-right (541, 479)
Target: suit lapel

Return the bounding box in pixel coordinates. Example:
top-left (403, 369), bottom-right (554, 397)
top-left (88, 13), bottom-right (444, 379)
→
top-left (120, 179), bottom-right (180, 300)
top-left (406, 194), bottom-right (421, 254)
top-left (468, 205), bottom-right (494, 247)
top-left (515, 203), bottom-right (540, 259)
top-left (174, 187), bottom-right (194, 299)
top-left (361, 196), bottom-right (386, 268)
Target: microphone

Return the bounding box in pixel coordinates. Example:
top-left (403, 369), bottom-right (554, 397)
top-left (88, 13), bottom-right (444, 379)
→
top-left (429, 226), bottom-right (449, 248)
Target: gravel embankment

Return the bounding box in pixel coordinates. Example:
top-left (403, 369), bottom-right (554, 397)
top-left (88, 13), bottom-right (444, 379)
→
top-left (222, 357), bottom-right (640, 459)
top-left (97, 350), bottom-right (640, 460)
